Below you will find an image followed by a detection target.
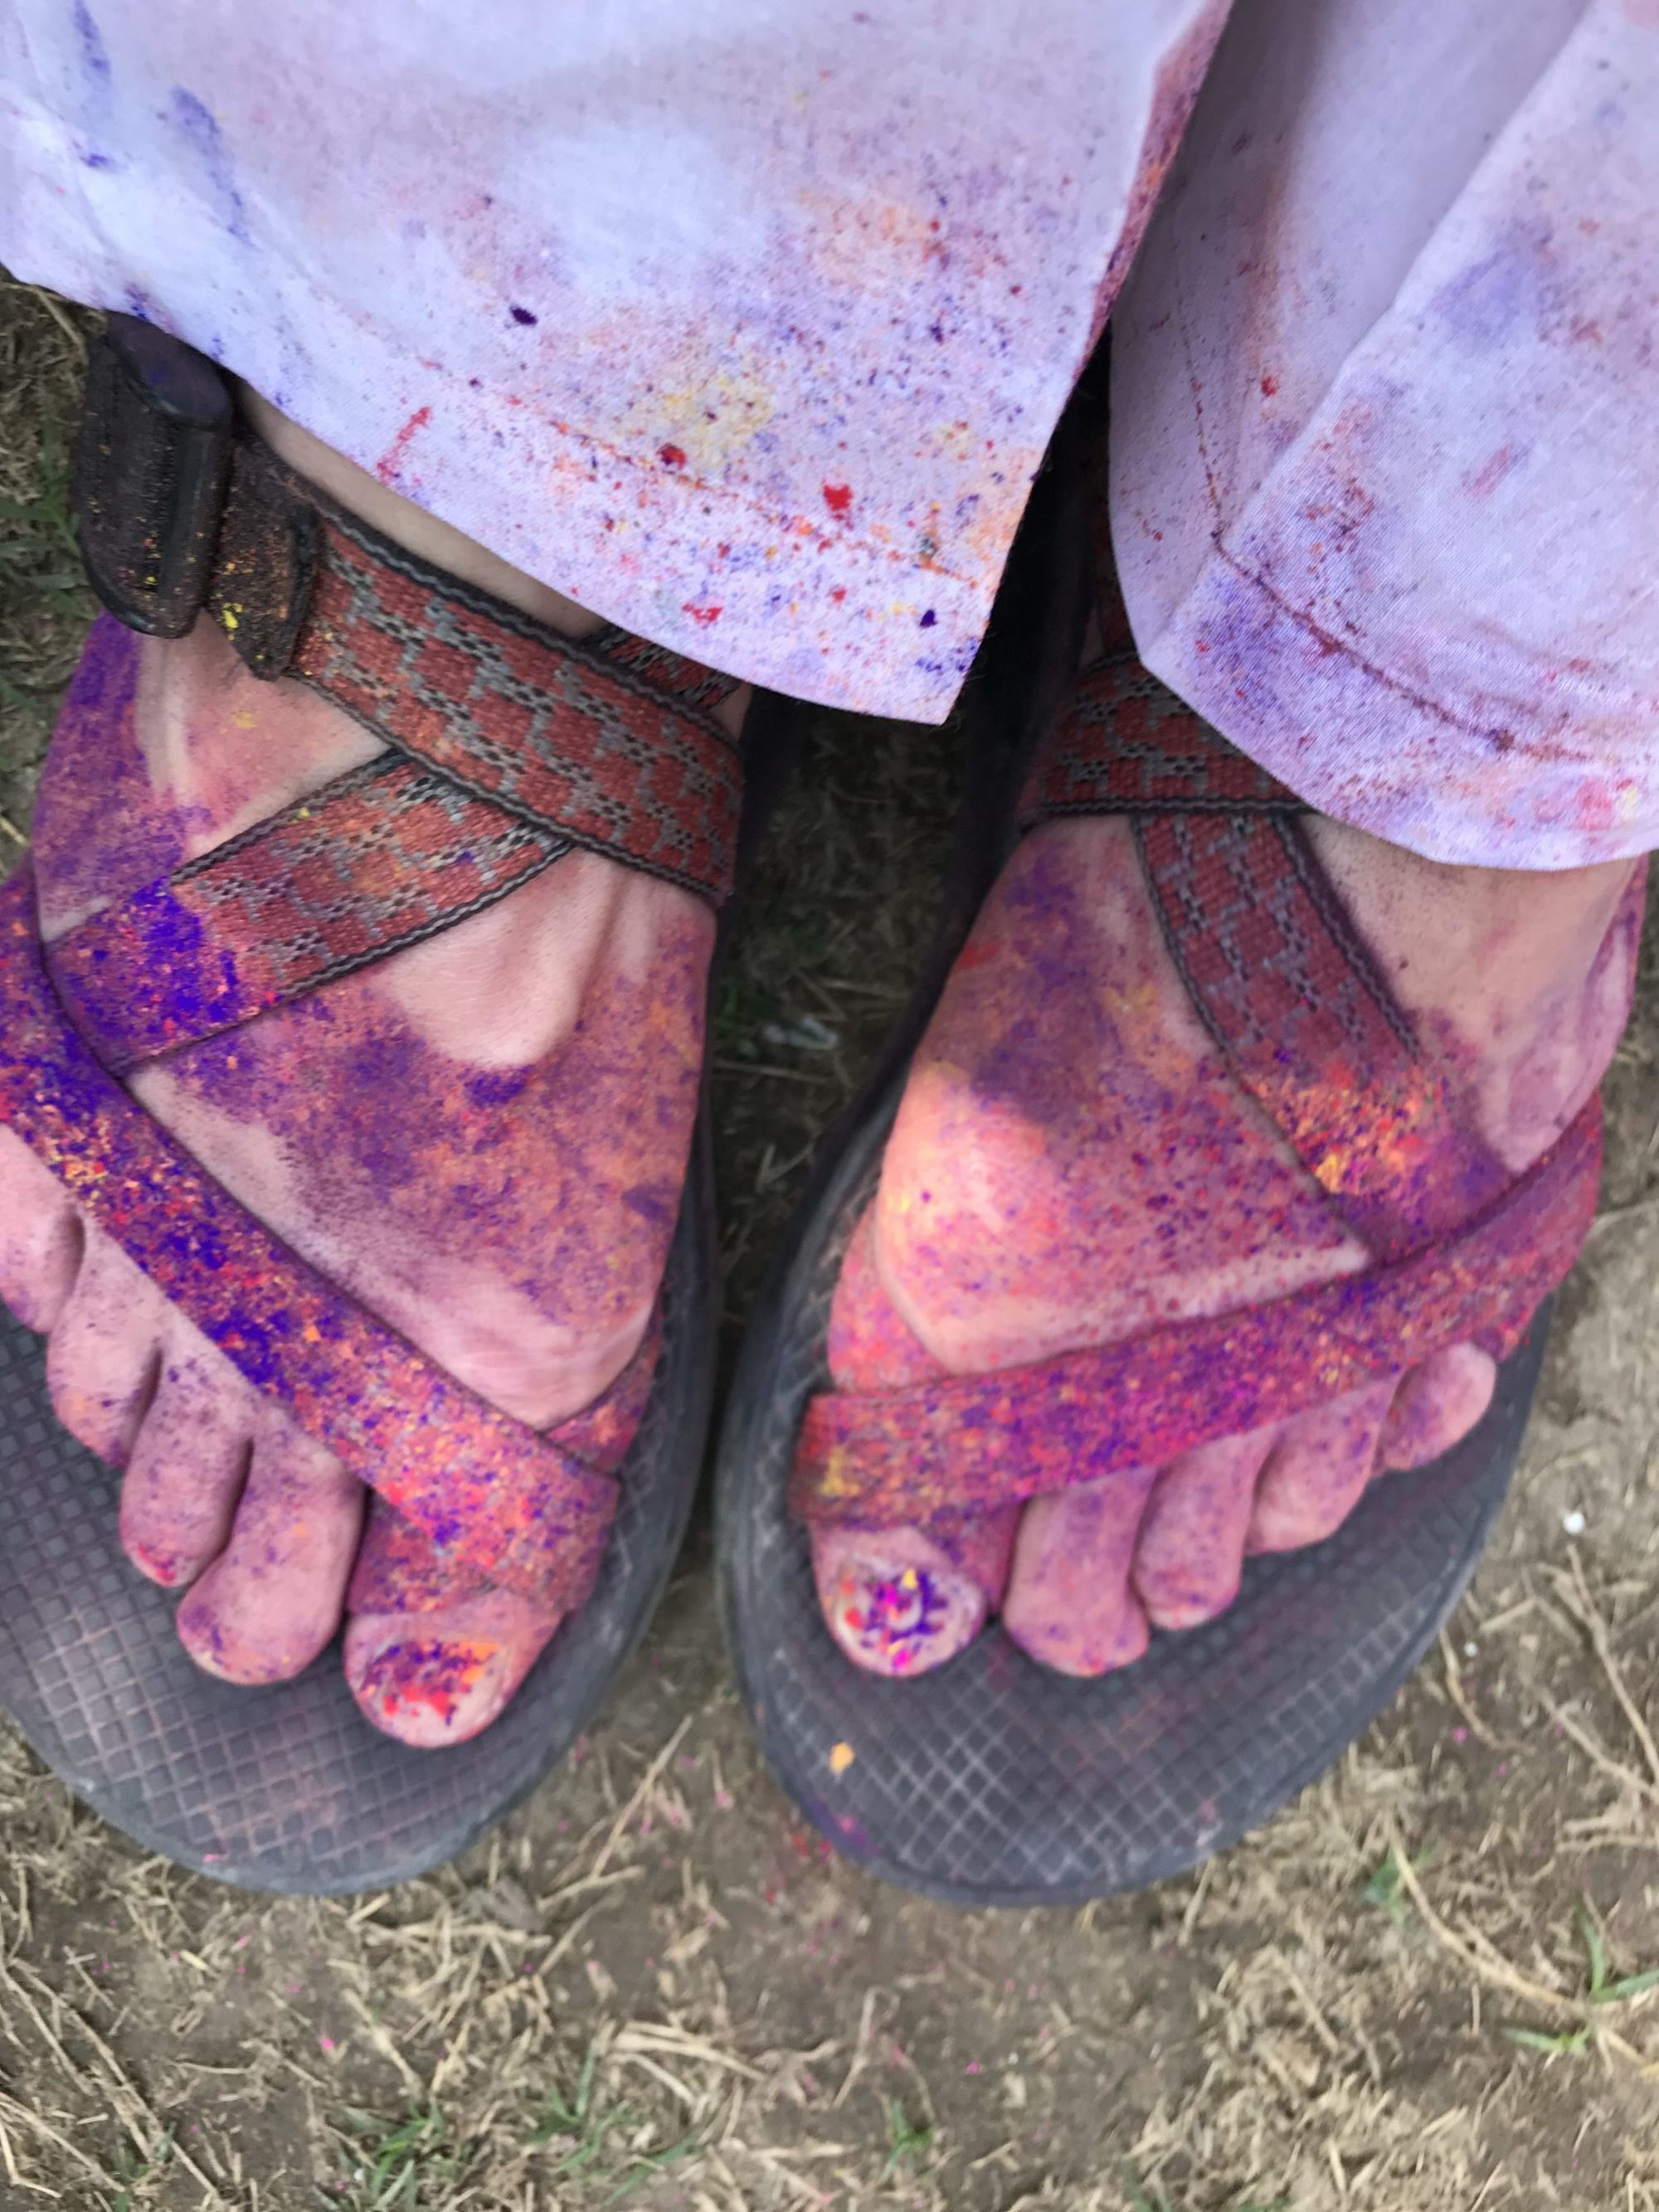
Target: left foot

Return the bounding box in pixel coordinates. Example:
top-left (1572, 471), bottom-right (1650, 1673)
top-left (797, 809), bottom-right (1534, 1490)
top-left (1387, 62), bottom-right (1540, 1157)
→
top-left (811, 770), bottom-right (1641, 1678)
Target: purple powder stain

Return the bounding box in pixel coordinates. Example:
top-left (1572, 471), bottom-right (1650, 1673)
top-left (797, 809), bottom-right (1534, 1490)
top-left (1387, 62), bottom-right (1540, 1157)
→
top-left (73, 0), bottom-right (110, 85)
top-left (167, 87), bottom-right (251, 245)
top-left (509, 304), bottom-right (538, 327)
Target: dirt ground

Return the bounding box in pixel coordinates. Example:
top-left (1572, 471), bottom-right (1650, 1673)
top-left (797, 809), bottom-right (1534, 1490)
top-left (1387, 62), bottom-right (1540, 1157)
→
top-left (2, 275), bottom-right (1657, 2212)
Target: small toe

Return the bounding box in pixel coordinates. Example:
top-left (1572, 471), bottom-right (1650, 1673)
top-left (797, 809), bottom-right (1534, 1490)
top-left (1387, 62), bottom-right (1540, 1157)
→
top-left (812, 1514), bottom-right (1013, 1678)
top-left (344, 1586), bottom-right (562, 1748)
top-left (119, 1330), bottom-right (253, 1588)
top-left (1376, 1343), bottom-right (1497, 1472)
top-left (1001, 1467), bottom-right (1161, 1676)
top-left (1248, 1377), bottom-right (1397, 1554)
top-left (175, 1418), bottom-right (363, 1684)
top-left (0, 1128), bottom-right (83, 1334)
top-left (44, 1228), bottom-right (164, 1466)
top-left (1131, 1427), bottom-right (1277, 1631)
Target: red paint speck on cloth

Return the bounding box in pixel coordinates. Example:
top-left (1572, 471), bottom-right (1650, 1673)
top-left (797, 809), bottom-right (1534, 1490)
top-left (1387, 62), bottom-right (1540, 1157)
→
top-left (375, 406), bottom-right (432, 485)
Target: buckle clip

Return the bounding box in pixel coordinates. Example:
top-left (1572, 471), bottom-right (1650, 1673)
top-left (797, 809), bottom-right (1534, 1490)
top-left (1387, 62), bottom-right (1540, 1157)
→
top-left (73, 314), bottom-right (233, 639)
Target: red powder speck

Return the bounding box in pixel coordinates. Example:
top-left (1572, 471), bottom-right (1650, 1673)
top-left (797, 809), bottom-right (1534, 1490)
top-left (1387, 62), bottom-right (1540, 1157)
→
top-left (1260, 373), bottom-right (1279, 396)
top-left (680, 600), bottom-right (722, 626)
top-left (658, 444), bottom-right (687, 469)
top-left (375, 405), bottom-right (432, 485)
top-left (830, 586), bottom-right (847, 603)
top-left (822, 481), bottom-right (854, 520)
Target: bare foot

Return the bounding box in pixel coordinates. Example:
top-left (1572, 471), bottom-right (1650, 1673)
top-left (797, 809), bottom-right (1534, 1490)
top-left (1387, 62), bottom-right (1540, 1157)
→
top-left (813, 808), bottom-right (1641, 1677)
top-left (1, 391), bottom-right (746, 1744)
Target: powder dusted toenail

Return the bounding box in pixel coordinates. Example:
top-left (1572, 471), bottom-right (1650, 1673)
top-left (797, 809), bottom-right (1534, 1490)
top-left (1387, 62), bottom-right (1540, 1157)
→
top-left (357, 1637), bottom-right (499, 1725)
top-left (835, 1565), bottom-right (951, 1670)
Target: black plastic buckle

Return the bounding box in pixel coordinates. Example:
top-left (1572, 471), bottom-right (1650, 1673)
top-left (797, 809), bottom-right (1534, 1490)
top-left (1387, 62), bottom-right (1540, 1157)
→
top-left (73, 314), bottom-right (232, 639)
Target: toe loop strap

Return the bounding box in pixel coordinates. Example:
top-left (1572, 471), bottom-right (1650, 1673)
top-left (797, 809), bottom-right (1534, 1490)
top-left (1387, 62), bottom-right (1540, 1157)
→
top-left (789, 1100), bottom-right (1601, 1531)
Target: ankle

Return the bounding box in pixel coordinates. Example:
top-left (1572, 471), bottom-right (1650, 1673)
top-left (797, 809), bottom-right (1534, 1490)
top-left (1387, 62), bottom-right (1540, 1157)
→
top-left (239, 385), bottom-right (750, 744)
top-left (1308, 819), bottom-right (1642, 1170)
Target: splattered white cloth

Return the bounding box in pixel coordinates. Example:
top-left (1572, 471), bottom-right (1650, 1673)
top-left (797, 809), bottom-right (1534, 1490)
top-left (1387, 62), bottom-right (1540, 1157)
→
top-left (1115, 0), bottom-right (1659, 869)
top-left (3, 0), bottom-right (1654, 867)
top-left (0, 0), bottom-right (1223, 722)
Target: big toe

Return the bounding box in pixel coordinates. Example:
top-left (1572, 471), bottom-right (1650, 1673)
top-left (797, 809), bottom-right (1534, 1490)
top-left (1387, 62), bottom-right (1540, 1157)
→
top-left (344, 1588), bottom-right (560, 1747)
top-left (811, 1516), bottom-right (1014, 1678)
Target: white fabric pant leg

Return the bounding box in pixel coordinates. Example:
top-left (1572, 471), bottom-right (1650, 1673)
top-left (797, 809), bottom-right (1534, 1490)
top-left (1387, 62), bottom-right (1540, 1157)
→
top-left (1111, 0), bottom-right (1659, 872)
top-left (0, 0), bottom-right (1227, 722)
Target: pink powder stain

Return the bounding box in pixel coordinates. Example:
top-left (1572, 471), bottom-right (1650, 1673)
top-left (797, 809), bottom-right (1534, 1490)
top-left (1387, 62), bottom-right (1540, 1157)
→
top-left (822, 481), bottom-right (854, 520)
top-left (1462, 440), bottom-right (1523, 499)
top-left (375, 404), bottom-right (433, 486)
top-left (680, 600), bottom-right (722, 625)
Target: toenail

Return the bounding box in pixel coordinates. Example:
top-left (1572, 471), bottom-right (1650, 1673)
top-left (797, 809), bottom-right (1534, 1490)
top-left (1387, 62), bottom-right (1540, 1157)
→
top-left (830, 1563), bottom-right (979, 1675)
top-left (353, 1636), bottom-right (502, 1727)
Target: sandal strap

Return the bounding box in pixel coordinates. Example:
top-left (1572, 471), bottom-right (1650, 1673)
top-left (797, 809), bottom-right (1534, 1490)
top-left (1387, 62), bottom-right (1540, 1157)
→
top-left (56, 319), bottom-right (746, 1072)
top-left (216, 435), bottom-right (742, 904)
top-left (48, 751), bottom-right (567, 1073)
top-left (792, 1097), bottom-right (1598, 1528)
top-left (74, 316), bottom-right (742, 905)
top-left (0, 869), bottom-right (630, 1614)
top-left (1019, 571), bottom-right (1511, 1262)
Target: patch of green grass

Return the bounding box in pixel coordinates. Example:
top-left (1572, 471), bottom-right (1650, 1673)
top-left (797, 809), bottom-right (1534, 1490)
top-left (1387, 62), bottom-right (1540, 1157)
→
top-left (528, 2045), bottom-right (703, 2201)
top-left (1577, 1895), bottom-right (1659, 2006)
top-left (1363, 1843), bottom-right (1438, 1926)
top-left (333, 2105), bottom-right (460, 2210)
top-left (880, 2098), bottom-right (935, 2183)
top-left (1502, 1896), bottom-right (1659, 2059)
top-left (106, 2136), bottom-right (173, 2211)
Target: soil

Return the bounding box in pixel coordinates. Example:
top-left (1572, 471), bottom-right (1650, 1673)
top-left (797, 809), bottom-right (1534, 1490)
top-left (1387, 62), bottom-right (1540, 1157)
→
top-left (2, 277), bottom-right (1657, 2212)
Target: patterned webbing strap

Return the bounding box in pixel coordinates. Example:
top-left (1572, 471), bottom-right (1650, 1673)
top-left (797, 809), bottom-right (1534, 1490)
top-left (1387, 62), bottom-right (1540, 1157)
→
top-left (791, 1102), bottom-right (1597, 1529)
top-left (791, 557), bottom-right (1604, 1529)
top-left (51, 432), bottom-right (742, 1074)
top-left (1017, 570), bottom-right (1512, 1263)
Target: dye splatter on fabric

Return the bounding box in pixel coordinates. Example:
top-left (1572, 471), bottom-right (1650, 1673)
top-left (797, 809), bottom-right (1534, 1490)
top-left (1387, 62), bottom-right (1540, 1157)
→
top-left (1114, 0), bottom-right (1659, 869)
top-left (0, 0), bottom-right (1227, 722)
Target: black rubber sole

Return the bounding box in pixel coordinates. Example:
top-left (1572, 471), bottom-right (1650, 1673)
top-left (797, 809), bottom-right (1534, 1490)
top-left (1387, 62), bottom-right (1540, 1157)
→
top-left (716, 1076), bottom-right (1546, 1908)
top-left (0, 1121), bottom-right (716, 1894)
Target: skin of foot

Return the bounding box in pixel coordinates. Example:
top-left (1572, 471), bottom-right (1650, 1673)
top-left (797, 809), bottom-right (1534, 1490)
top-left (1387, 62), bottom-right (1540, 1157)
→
top-left (0, 388), bottom-right (747, 1747)
top-left (813, 808), bottom-right (1643, 1678)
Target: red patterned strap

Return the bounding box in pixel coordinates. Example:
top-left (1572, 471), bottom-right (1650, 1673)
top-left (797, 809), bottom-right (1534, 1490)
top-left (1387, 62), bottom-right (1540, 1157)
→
top-left (0, 870), bottom-right (631, 1612)
top-left (213, 435), bottom-right (742, 903)
top-left (48, 430), bottom-right (743, 1074)
top-left (48, 750), bottom-right (567, 1075)
top-left (1019, 576), bottom-right (1512, 1262)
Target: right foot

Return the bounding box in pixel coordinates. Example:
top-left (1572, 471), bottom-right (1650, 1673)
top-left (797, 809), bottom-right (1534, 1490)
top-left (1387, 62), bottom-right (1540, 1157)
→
top-left (1, 391), bottom-right (745, 1746)
top-left (810, 695), bottom-right (1641, 1680)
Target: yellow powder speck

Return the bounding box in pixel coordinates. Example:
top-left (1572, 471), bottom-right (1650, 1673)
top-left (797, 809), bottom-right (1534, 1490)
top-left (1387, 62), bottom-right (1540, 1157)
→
top-left (830, 1742), bottom-right (856, 1776)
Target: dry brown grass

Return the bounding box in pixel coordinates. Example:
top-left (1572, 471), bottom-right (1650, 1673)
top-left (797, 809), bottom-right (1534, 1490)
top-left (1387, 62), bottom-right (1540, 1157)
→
top-left (2, 276), bottom-right (1658, 2211)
